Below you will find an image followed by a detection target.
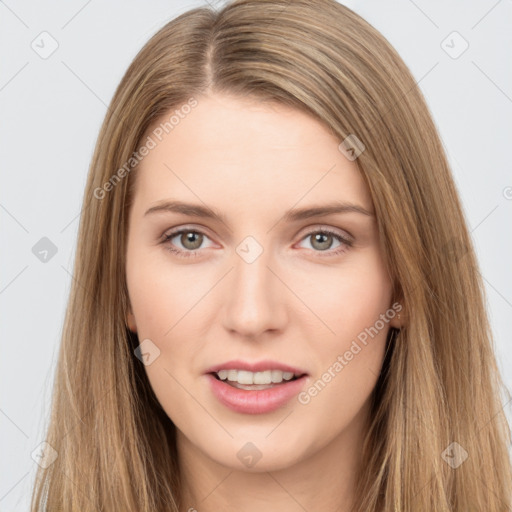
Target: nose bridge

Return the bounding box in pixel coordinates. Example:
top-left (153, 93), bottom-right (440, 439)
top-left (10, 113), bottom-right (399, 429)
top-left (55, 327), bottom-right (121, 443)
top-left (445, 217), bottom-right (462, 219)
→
top-left (222, 234), bottom-right (286, 337)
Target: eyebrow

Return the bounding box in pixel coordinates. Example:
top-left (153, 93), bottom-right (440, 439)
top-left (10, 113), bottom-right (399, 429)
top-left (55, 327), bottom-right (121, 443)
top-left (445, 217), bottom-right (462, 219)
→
top-left (144, 200), bottom-right (374, 224)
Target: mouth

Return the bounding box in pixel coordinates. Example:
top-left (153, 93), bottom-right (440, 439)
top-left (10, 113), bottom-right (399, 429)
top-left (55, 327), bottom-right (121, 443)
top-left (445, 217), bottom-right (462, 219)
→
top-left (206, 368), bottom-right (309, 414)
top-left (210, 369), bottom-right (305, 391)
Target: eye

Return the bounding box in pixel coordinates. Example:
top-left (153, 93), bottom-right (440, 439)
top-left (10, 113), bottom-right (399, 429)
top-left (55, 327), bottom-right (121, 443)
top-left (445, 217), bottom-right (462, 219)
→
top-left (296, 228), bottom-right (353, 257)
top-left (161, 226), bottom-right (353, 259)
top-left (161, 228), bottom-right (215, 259)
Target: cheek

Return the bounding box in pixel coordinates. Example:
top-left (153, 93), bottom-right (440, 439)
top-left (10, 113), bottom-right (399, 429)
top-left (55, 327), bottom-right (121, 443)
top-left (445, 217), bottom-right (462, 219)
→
top-left (126, 247), bottom-right (203, 424)
top-left (303, 252), bottom-right (392, 346)
top-left (297, 251), bottom-right (393, 403)
top-left (126, 247), bottom-right (210, 400)
top-left (126, 245), bottom-right (200, 339)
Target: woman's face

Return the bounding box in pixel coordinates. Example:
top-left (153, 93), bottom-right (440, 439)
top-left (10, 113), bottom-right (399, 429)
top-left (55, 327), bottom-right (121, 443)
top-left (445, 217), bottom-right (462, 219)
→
top-left (125, 92), bottom-right (400, 472)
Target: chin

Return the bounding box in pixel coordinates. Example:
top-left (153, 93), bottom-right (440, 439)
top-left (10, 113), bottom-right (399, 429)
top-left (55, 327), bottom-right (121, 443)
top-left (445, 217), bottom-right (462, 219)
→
top-left (195, 428), bottom-right (313, 473)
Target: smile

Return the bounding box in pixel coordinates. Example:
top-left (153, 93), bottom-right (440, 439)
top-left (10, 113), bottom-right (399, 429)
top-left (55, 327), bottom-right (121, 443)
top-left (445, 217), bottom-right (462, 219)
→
top-left (215, 369), bottom-right (302, 386)
top-left (207, 372), bottom-right (309, 414)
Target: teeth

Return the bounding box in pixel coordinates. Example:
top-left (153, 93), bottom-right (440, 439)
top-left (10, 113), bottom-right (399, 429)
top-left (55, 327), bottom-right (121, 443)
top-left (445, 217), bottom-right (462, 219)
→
top-left (271, 370), bottom-right (282, 383)
top-left (253, 370), bottom-right (271, 384)
top-left (237, 370), bottom-right (254, 385)
top-left (215, 369), bottom-right (300, 384)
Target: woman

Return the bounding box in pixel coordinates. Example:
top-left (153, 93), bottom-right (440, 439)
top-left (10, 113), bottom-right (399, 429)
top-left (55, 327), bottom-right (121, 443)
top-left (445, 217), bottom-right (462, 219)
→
top-left (31, 0), bottom-right (512, 510)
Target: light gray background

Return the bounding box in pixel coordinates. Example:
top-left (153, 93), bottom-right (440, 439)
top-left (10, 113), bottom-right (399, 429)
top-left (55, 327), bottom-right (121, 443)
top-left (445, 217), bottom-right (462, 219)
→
top-left (1, 0), bottom-right (511, 510)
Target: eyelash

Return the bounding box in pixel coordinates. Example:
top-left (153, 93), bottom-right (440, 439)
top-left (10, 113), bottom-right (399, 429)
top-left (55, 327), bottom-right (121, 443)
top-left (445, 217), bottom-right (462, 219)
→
top-left (161, 227), bottom-right (353, 259)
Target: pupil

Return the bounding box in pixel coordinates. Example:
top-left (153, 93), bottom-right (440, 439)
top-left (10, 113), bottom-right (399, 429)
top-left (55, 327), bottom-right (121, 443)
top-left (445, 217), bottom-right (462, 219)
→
top-left (183, 232), bottom-right (201, 249)
top-left (314, 233), bottom-right (331, 250)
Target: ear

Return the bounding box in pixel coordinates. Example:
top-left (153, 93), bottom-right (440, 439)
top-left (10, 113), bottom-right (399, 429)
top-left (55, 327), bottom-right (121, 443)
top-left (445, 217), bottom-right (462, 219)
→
top-left (388, 289), bottom-right (406, 329)
top-left (126, 305), bottom-right (138, 333)
top-left (388, 297), bottom-right (408, 329)
top-left (388, 306), bottom-right (406, 329)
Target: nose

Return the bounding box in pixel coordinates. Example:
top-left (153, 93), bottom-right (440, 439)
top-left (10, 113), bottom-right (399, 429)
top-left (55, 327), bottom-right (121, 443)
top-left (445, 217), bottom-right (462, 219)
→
top-left (221, 241), bottom-right (288, 340)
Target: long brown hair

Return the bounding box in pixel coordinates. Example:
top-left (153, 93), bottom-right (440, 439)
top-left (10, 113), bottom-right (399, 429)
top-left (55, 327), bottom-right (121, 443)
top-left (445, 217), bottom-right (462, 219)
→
top-left (31, 0), bottom-right (512, 510)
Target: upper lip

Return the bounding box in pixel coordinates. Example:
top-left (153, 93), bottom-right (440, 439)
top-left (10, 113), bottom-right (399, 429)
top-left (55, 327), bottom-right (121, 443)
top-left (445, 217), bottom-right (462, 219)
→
top-left (204, 359), bottom-right (308, 376)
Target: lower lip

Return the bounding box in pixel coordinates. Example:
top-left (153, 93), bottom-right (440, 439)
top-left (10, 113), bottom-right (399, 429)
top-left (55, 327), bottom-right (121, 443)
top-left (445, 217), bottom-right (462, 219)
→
top-left (206, 374), bottom-right (308, 414)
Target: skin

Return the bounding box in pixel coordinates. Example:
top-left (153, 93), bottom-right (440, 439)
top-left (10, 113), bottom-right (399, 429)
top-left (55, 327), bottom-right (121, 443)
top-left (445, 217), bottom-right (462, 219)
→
top-left (125, 92), bottom-right (404, 512)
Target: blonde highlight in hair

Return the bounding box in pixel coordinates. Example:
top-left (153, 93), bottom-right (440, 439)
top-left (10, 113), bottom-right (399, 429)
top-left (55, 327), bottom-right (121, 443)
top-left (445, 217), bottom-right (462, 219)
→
top-left (31, 1), bottom-right (512, 510)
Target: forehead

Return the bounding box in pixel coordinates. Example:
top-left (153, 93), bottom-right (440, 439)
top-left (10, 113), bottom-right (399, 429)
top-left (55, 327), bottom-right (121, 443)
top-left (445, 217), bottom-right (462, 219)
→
top-left (133, 93), bottom-right (373, 214)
